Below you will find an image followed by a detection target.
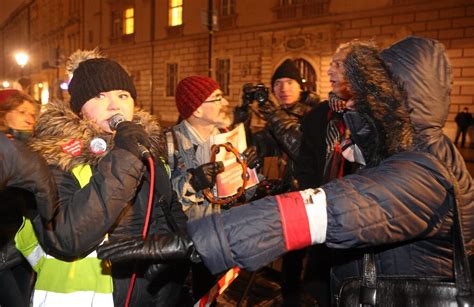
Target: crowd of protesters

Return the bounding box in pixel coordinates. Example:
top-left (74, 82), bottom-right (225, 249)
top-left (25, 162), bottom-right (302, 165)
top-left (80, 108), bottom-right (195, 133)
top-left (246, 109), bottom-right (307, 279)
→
top-left (0, 35), bottom-right (472, 307)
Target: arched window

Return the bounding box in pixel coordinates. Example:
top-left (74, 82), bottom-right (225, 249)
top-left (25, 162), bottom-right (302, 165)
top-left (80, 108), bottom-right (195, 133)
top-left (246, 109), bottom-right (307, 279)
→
top-left (294, 58), bottom-right (316, 92)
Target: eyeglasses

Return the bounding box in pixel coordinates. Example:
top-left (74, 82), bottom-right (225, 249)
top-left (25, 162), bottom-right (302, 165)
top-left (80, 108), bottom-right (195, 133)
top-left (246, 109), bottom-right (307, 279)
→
top-left (203, 96), bottom-right (223, 105)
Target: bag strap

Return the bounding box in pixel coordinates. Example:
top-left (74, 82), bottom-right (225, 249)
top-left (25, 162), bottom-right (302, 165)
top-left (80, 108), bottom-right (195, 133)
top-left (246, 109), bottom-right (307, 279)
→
top-left (165, 129), bottom-right (178, 171)
top-left (449, 175), bottom-right (473, 305)
top-left (359, 168), bottom-right (473, 306)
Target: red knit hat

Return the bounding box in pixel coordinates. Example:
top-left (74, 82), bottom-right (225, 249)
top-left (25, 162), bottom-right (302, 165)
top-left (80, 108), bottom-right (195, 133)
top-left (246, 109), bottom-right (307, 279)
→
top-left (0, 89), bottom-right (20, 105)
top-left (175, 76), bottom-right (220, 119)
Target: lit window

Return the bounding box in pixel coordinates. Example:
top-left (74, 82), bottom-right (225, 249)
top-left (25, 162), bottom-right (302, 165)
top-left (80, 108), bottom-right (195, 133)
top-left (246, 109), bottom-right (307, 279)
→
top-left (169, 0), bottom-right (183, 26)
top-left (124, 8), bottom-right (134, 35)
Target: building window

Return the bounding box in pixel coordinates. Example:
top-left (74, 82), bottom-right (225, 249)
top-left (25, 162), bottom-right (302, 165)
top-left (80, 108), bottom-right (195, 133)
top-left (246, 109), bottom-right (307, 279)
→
top-left (216, 59), bottom-right (230, 95)
top-left (111, 7), bottom-right (134, 39)
top-left (124, 8), bottom-right (134, 35)
top-left (274, 0), bottom-right (329, 20)
top-left (166, 63), bottom-right (178, 97)
top-left (169, 0), bottom-right (183, 27)
top-left (220, 0), bottom-right (235, 16)
top-left (294, 58), bottom-right (317, 92)
top-left (218, 0), bottom-right (237, 29)
top-left (112, 11), bottom-right (122, 38)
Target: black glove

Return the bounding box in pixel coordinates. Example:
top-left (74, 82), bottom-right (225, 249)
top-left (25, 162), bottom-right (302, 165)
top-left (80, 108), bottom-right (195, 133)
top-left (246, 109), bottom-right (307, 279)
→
top-left (343, 111), bottom-right (379, 165)
top-left (233, 105), bottom-right (251, 125)
top-left (241, 146), bottom-right (261, 169)
top-left (252, 179), bottom-right (291, 199)
top-left (114, 121), bottom-right (151, 159)
top-left (97, 233), bottom-right (195, 262)
top-left (258, 99), bottom-right (278, 120)
top-left (188, 161), bottom-right (225, 192)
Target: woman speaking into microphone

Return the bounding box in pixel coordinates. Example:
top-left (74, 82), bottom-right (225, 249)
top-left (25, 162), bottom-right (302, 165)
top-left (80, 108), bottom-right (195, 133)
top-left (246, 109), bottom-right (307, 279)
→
top-left (16, 49), bottom-right (193, 307)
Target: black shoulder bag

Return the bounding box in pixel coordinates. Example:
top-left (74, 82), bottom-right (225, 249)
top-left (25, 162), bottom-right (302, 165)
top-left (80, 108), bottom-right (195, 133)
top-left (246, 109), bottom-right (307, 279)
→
top-left (337, 175), bottom-right (473, 306)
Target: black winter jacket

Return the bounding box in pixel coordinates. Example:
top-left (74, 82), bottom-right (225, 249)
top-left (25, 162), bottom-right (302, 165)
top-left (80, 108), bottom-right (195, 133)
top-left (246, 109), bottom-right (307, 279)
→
top-left (295, 101), bottom-right (330, 189)
top-left (251, 92), bottom-right (319, 189)
top-left (0, 134), bottom-right (51, 273)
top-left (28, 101), bottom-right (188, 306)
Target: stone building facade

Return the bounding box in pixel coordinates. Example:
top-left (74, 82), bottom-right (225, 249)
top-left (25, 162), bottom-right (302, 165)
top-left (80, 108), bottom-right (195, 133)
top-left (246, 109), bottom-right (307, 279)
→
top-left (1, 0), bottom-right (473, 139)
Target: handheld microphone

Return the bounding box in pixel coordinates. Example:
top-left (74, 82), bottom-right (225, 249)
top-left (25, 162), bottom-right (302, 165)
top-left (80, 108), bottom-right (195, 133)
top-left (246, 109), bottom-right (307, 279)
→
top-left (108, 113), bottom-right (151, 159)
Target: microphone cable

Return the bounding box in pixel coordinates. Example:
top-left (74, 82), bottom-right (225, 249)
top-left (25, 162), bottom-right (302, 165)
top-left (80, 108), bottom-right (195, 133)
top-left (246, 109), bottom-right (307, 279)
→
top-left (125, 155), bottom-right (155, 307)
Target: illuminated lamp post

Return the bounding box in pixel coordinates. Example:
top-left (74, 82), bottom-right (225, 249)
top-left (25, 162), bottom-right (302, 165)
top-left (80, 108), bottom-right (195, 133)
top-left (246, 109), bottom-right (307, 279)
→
top-left (15, 52), bottom-right (29, 77)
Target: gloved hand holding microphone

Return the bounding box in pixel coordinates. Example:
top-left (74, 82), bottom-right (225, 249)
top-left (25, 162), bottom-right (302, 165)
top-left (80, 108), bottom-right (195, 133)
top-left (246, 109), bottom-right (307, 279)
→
top-left (109, 113), bottom-right (151, 160)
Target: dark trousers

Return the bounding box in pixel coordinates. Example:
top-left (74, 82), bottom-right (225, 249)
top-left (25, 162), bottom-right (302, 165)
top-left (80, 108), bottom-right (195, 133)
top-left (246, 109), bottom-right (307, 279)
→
top-left (281, 245), bottom-right (331, 306)
top-left (0, 261), bottom-right (34, 307)
top-left (454, 126), bottom-right (468, 147)
top-left (191, 261), bottom-right (217, 303)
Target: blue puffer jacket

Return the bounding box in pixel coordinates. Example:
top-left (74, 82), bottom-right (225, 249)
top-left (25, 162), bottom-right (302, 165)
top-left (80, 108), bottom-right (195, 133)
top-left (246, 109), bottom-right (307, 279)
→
top-left (188, 151), bottom-right (459, 278)
top-left (380, 36), bottom-right (473, 254)
top-left (187, 36), bottom-right (473, 300)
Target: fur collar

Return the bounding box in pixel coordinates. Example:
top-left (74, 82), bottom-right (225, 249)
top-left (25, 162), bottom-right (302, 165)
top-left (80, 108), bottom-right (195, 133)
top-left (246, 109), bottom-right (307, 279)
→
top-left (29, 100), bottom-right (166, 172)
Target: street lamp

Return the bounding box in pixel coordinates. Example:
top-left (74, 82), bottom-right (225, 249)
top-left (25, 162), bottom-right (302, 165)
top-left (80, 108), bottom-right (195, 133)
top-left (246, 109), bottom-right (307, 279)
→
top-left (14, 51), bottom-right (29, 77)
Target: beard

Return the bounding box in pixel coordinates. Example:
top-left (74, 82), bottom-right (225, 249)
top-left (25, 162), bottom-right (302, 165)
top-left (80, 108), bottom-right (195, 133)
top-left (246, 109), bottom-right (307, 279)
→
top-left (215, 113), bottom-right (232, 129)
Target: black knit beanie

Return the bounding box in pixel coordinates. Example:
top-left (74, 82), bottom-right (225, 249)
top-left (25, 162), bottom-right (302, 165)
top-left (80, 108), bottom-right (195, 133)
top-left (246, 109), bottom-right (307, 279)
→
top-left (271, 59), bottom-right (303, 88)
top-left (68, 57), bottom-right (136, 114)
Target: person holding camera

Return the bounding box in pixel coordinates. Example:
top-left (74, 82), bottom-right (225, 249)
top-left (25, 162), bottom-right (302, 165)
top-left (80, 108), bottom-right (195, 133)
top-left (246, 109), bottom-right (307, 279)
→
top-left (237, 59), bottom-right (320, 305)
top-left (240, 59), bottom-right (320, 192)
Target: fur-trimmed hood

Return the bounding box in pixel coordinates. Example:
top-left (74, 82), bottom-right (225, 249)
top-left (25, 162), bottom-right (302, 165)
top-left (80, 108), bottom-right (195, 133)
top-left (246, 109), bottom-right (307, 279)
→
top-left (343, 41), bottom-right (413, 167)
top-left (29, 100), bottom-right (166, 172)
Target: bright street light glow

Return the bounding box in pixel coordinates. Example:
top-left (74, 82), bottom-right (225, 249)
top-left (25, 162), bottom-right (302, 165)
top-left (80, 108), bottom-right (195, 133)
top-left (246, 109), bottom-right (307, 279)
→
top-left (15, 52), bottom-right (29, 67)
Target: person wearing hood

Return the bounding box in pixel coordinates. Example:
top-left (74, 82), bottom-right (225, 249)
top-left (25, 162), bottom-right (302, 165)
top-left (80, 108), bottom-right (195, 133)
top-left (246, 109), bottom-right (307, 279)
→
top-left (14, 49), bottom-right (192, 307)
top-left (379, 35), bottom-right (473, 256)
top-left (97, 38), bottom-right (473, 305)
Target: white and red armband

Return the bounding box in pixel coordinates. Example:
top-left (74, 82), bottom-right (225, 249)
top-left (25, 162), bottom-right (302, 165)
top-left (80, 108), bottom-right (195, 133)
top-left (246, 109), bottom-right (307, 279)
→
top-left (276, 188), bottom-right (327, 251)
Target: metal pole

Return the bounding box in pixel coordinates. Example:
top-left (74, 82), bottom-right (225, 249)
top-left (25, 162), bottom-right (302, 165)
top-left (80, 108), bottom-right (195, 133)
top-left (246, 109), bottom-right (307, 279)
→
top-left (208, 0), bottom-right (213, 77)
top-left (149, 0), bottom-right (156, 114)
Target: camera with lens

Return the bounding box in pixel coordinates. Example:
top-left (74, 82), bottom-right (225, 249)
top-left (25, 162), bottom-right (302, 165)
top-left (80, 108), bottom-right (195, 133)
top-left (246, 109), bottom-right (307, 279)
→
top-left (242, 83), bottom-right (269, 107)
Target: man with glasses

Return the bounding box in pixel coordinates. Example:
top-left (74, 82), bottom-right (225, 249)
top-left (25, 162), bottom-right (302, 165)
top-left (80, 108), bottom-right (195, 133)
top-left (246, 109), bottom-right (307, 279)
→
top-left (167, 76), bottom-right (259, 302)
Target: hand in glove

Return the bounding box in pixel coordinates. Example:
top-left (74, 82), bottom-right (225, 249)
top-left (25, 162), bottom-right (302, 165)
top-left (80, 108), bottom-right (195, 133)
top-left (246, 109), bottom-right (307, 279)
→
top-left (114, 121), bottom-right (151, 159)
top-left (97, 233), bottom-right (195, 262)
top-left (241, 146), bottom-right (261, 169)
top-left (258, 99), bottom-right (279, 121)
top-left (188, 161), bottom-right (225, 192)
top-left (233, 105), bottom-right (251, 125)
